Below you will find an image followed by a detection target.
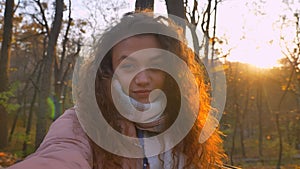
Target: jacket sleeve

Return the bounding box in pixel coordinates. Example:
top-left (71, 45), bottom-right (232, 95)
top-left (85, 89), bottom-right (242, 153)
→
top-left (7, 109), bottom-right (93, 169)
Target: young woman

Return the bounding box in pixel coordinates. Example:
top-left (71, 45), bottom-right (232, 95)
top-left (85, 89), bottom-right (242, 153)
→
top-left (8, 11), bottom-right (226, 169)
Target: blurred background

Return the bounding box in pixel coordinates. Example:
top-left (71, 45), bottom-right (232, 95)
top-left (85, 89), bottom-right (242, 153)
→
top-left (0, 0), bottom-right (300, 168)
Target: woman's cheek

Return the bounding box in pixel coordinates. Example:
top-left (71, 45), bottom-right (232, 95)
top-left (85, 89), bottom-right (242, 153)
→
top-left (118, 77), bottom-right (131, 95)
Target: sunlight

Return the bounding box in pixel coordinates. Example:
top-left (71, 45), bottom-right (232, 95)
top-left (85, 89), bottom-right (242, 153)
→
top-left (229, 40), bottom-right (282, 69)
top-left (74, 0), bottom-right (289, 69)
top-left (216, 0), bottom-right (286, 69)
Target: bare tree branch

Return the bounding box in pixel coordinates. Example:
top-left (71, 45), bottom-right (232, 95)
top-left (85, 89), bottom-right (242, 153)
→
top-left (34, 0), bottom-right (50, 35)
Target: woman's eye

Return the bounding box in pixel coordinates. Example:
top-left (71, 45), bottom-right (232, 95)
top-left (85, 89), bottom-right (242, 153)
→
top-left (120, 63), bottom-right (135, 71)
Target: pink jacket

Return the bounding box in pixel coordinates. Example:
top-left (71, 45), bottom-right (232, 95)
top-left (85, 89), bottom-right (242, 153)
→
top-left (7, 109), bottom-right (93, 169)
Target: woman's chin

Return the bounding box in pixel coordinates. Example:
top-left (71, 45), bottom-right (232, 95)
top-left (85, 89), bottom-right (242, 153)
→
top-left (137, 99), bottom-right (150, 104)
top-left (132, 97), bottom-right (150, 104)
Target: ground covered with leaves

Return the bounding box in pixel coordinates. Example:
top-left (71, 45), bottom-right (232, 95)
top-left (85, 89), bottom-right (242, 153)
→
top-left (0, 152), bottom-right (18, 168)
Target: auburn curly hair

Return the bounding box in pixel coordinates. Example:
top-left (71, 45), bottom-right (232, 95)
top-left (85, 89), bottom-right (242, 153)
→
top-left (88, 11), bottom-right (226, 169)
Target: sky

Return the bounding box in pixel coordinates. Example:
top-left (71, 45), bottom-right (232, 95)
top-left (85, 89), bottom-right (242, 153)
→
top-left (215, 0), bottom-right (299, 68)
top-left (72, 0), bottom-right (300, 68)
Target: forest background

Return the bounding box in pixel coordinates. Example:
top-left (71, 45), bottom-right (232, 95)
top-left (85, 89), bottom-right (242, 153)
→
top-left (0, 0), bottom-right (300, 168)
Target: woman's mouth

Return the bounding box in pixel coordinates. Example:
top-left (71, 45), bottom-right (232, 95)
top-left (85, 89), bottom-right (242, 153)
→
top-left (133, 90), bottom-right (151, 98)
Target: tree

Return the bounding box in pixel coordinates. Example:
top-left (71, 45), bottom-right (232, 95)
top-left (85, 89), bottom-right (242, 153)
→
top-left (201, 0), bottom-right (212, 64)
top-left (277, 7), bottom-right (300, 168)
top-left (228, 62), bottom-right (240, 165)
top-left (0, 0), bottom-right (14, 149)
top-left (53, 0), bottom-right (81, 120)
top-left (7, 2), bottom-right (46, 147)
top-left (83, 0), bottom-right (127, 52)
top-left (35, 0), bottom-right (64, 148)
top-left (165, 0), bottom-right (186, 31)
top-left (256, 71), bottom-right (264, 159)
top-left (185, 0), bottom-right (200, 60)
top-left (0, 0), bottom-right (84, 152)
top-left (135, 0), bottom-right (154, 11)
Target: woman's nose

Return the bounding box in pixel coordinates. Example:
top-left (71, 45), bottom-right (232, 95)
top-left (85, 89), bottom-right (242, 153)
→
top-left (134, 70), bottom-right (150, 86)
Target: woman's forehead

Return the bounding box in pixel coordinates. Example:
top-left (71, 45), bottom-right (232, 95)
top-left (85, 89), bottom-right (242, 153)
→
top-left (112, 35), bottom-right (161, 57)
top-left (114, 34), bottom-right (160, 48)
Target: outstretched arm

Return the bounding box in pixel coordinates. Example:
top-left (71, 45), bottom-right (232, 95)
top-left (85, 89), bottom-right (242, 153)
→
top-left (7, 108), bottom-right (93, 169)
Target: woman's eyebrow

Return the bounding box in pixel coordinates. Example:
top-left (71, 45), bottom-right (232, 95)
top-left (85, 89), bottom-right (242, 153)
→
top-left (118, 53), bottom-right (163, 63)
top-left (118, 55), bottom-right (134, 62)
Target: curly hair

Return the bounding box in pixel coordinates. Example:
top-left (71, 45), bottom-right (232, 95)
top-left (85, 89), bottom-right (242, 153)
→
top-left (89, 11), bottom-right (226, 169)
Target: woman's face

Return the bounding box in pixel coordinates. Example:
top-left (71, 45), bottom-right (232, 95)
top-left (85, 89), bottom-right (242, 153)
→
top-left (112, 35), bottom-right (166, 103)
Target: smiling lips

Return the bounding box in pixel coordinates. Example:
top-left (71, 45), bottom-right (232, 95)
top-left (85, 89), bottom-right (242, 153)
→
top-left (132, 89), bottom-right (151, 98)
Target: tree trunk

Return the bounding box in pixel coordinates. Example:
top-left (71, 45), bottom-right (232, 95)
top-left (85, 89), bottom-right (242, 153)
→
top-left (201, 0), bottom-right (212, 65)
top-left (53, 0), bottom-right (72, 120)
top-left (240, 73), bottom-right (250, 158)
top-left (165, 0), bottom-right (186, 32)
top-left (23, 63), bottom-right (42, 156)
top-left (186, 0), bottom-right (200, 62)
top-left (165, 0), bottom-right (185, 20)
top-left (256, 73), bottom-right (264, 159)
top-left (211, 0), bottom-right (218, 61)
top-left (229, 63), bottom-right (239, 165)
top-left (275, 69), bottom-right (294, 169)
top-left (0, 0), bottom-right (14, 149)
top-left (8, 107), bottom-right (21, 142)
top-left (275, 113), bottom-right (282, 169)
top-left (35, 0), bottom-right (64, 148)
top-left (135, 0), bottom-right (154, 11)
top-left (230, 104), bottom-right (239, 166)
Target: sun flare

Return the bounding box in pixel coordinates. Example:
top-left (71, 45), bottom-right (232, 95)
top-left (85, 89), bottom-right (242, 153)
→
top-left (227, 40), bottom-right (282, 69)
